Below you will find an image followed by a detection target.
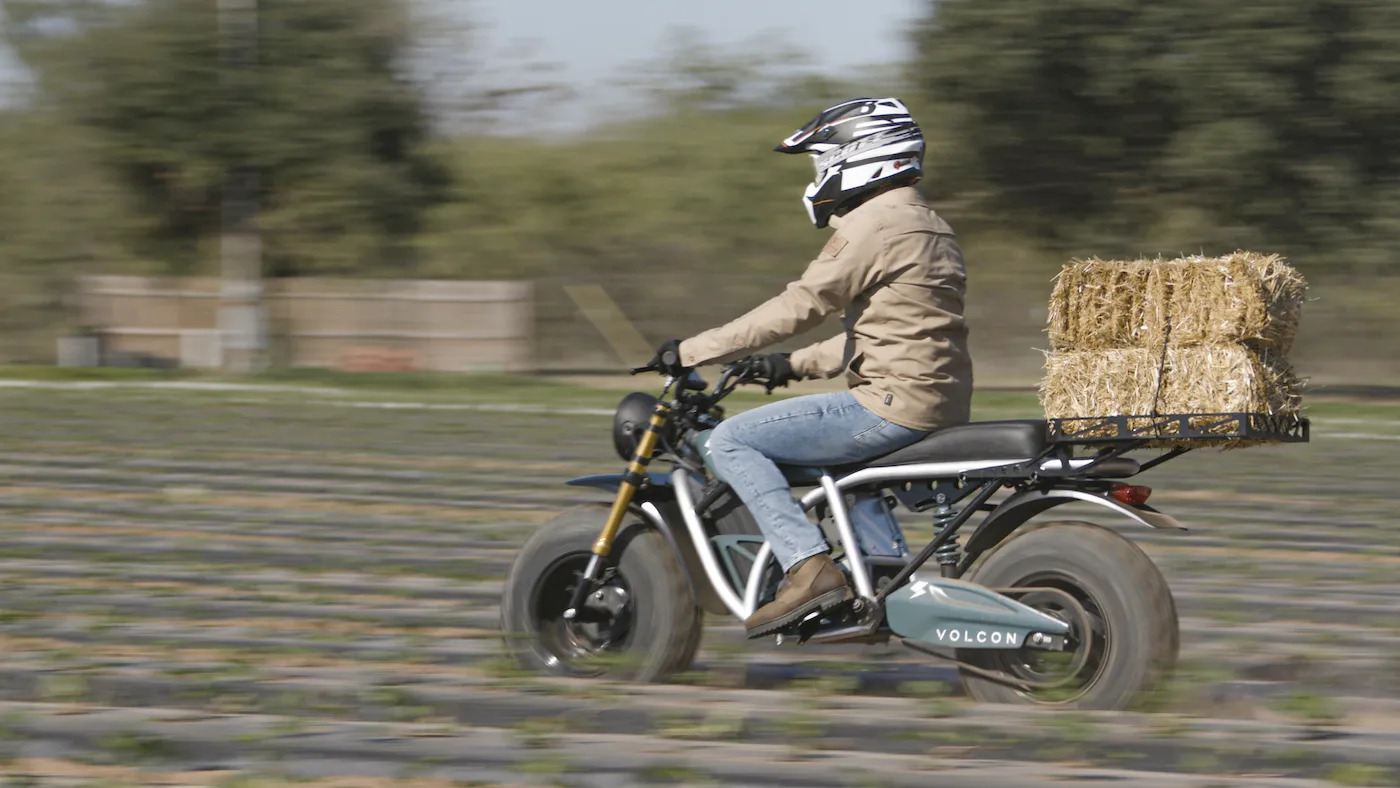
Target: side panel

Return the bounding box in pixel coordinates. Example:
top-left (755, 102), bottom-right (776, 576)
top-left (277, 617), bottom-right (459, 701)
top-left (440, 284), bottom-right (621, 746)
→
top-left (886, 577), bottom-right (1070, 648)
top-left (959, 487), bottom-right (1186, 573)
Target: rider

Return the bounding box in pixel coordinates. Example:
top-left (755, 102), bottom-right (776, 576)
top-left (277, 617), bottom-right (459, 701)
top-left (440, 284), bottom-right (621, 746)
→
top-left (650, 97), bottom-right (973, 638)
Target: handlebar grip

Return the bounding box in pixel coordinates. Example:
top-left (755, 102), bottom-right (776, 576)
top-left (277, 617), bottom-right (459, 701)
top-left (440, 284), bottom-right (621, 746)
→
top-left (629, 365), bottom-right (656, 375)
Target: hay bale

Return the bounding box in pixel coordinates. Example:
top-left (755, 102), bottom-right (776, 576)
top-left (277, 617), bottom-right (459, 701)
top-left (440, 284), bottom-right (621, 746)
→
top-left (1040, 344), bottom-right (1304, 445)
top-left (1047, 252), bottom-right (1307, 353)
top-left (1046, 258), bottom-right (1155, 350)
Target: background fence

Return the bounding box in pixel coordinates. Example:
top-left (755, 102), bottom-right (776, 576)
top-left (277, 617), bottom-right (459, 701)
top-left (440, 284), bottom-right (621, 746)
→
top-left (0, 272), bottom-right (1389, 387)
top-left (74, 276), bottom-right (533, 372)
top-left (534, 272), bottom-right (1400, 388)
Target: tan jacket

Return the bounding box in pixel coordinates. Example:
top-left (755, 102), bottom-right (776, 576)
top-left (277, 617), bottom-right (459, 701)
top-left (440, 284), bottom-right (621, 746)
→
top-left (679, 186), bottom-right (972, 431)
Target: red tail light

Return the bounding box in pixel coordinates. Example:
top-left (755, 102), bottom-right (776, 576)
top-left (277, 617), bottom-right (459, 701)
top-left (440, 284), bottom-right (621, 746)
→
top-left (1109, 484), bottom-right (1152, 506)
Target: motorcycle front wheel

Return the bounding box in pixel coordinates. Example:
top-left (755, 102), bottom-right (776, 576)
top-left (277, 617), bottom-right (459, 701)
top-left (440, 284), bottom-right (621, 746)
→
top-left (500, 504), bottom-right (703, 682)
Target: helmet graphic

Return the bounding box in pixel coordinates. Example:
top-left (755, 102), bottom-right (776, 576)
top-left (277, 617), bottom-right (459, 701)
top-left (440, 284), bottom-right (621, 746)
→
top-left (775, 97), bottom-right (925, 228)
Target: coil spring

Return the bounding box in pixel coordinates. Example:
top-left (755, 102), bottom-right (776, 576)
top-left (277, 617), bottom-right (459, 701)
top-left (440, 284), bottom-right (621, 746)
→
top-left (931, 506), bottom-right (961, 575)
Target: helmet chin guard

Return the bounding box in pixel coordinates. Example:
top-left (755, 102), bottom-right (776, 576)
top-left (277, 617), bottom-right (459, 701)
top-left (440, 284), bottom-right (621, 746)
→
top-left (777, 97), bottom-right (926, 228)
top-left (802, 171), bottom-right (839, 228)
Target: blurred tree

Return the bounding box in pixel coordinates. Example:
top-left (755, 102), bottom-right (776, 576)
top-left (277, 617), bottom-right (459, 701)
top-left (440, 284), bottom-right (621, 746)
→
top-left (912, 0), bottom-right (1400, 272)
top-left (415, 28), bottom-right (928, 282)
top-left (2, 0), bottom-right (448, 275)
top-left (627, 27), bottom-right (817, 113)
top-left (0, 106), bottom-right (139, 359)
top-left (420, 107), bottom-right (820, 281)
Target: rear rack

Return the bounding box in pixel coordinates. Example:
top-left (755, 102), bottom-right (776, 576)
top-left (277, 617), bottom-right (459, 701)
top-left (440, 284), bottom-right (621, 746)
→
top-left (1047, 413), bottom-right (1310, 445)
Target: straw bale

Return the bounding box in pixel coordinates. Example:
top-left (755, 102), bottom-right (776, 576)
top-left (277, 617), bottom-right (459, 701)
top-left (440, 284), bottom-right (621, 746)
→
top-left (1047, 252), bottom-right (1307, 353)
top-left (1039, 344), bottom-right (1304, 446)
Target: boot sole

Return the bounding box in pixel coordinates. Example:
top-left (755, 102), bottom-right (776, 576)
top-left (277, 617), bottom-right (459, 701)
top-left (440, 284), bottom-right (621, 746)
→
top-left (745, 586), bottom-right (854, 639)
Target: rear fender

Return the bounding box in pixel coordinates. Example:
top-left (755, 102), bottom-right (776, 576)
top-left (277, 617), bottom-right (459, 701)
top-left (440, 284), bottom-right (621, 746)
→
top-left (958, 487), bottom-right (1186, 574)
top-left (564, 474), bottom-right (729, 615)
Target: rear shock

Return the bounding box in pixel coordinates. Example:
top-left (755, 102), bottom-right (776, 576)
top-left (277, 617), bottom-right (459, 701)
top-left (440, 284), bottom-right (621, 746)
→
top-left (930, 505), bottom-right (961, 578)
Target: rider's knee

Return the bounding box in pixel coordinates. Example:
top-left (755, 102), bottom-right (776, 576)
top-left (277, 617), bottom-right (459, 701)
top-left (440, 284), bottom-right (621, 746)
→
top-left (706, 420), bottom-right (750, 469)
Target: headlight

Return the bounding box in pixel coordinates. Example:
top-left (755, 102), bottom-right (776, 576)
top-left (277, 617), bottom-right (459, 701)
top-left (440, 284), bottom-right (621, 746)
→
top-left (612, 392), bottom-right (662, 461)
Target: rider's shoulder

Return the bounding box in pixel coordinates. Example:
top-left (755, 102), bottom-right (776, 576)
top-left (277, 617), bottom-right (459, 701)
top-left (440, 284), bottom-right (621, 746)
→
top-left (849, 188), bottom-right (955, 239)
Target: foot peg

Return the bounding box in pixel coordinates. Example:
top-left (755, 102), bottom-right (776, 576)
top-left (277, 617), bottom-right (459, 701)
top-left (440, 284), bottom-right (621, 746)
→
top-left (753, 592), bottom-right (861, 642)
top-left (745, 586), bottom-right (853, 639)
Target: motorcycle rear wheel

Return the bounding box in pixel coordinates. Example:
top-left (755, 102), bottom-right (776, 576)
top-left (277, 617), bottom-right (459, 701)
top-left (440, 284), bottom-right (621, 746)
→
top-left (500, 504), bottom-right (703, 682)
top-left (956, 520), bottom-right (1179, 710)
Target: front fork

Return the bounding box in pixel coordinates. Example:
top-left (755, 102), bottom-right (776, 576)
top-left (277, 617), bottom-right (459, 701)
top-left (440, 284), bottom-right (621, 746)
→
top-left (563, 398), bottom-right (673, 620)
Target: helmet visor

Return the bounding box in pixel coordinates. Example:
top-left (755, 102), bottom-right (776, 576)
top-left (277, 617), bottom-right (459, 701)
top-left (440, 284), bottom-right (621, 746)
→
top-left (778, 98), bottom-right (879, 152)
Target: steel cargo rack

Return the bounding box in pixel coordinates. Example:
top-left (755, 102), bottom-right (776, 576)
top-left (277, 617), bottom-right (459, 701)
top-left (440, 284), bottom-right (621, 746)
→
top-left (943, 412), bottom-right (1309, 484)
top-left (1046, 412), bottom-right (1310, 445)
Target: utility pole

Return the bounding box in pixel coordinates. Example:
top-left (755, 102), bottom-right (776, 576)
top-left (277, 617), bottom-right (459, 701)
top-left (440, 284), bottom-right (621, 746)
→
top-left (216, 0), bottom-right (265, 373)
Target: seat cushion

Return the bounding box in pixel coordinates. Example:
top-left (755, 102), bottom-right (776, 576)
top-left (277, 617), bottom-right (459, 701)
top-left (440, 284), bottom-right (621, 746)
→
top-left (863, 420), bottom-right (1049, 467)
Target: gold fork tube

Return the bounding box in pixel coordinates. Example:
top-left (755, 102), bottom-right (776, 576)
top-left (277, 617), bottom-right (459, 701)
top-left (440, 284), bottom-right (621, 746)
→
top-left (592, 408), bottom-right (668, 556)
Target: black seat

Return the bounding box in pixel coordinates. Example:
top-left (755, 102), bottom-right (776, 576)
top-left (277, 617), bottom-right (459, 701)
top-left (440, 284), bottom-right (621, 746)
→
top-left (772, 420), bottom-right (1050, 485)
top-left (861, 420), bottom-right (1049, 468)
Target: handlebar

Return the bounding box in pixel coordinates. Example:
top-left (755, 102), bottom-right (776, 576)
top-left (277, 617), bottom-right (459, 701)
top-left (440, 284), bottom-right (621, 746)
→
top-left (631, 356), bottom-right (776, 398)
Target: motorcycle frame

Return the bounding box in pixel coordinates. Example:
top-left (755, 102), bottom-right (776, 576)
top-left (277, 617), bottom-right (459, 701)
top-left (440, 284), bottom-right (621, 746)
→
top-left (659, 461), bottom-right (1183, 622)
top-left (576, 388), bottom-right (1188, 624)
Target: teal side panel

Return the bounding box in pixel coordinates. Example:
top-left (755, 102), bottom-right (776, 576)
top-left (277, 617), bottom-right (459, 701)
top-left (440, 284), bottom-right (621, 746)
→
top-left (885, 577), bottom-right (1070, 649)
top-left (690, 429), bottom-right (719, 477)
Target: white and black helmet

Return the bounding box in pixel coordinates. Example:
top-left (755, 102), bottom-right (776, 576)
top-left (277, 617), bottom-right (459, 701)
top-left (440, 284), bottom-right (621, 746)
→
top-left (775, 97), bottom-right (925, 228)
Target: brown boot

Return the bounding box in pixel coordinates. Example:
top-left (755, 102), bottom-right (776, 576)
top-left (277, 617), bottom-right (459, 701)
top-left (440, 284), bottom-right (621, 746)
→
top-left (744, 553), bottom-right (853, 638)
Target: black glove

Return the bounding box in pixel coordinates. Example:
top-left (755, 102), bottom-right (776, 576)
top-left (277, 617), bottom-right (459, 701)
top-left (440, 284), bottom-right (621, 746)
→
top-left (649, 338), bottom-right (689, 377)
top-left (748, 353), bottom-right (797, 390)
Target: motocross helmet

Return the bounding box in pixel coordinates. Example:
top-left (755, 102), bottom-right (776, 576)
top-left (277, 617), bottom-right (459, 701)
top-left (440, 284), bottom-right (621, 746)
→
top-left (775, 97), bottom-right (925, 229)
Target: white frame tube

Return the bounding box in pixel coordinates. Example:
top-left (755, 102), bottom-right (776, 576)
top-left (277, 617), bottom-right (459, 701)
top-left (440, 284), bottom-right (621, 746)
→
top-left (741, 541), bottom-right (774, 615)
top-left (797, 459), bottom-right (1030, 509)
top-left (671, 457), bottom-right (1046, 622)
top-left (820, 472), bottom-right (874, 599)
top-left (671, 468), bottom-right (752, 619)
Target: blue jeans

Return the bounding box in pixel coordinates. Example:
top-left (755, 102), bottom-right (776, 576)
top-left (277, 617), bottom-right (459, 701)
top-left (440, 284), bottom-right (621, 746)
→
top-left (707, 392), bottom-right (928, 571)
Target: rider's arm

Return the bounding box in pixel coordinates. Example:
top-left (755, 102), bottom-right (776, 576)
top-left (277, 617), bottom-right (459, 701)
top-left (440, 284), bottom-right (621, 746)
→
top-left (679, 221), bottom-right (886, 367)
top-left (788, 333), bottom-right (850, 380)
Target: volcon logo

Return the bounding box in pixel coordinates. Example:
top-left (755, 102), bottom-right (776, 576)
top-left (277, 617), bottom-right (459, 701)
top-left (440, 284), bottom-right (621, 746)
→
top-left (933, 628), bottom-right (1021, 647)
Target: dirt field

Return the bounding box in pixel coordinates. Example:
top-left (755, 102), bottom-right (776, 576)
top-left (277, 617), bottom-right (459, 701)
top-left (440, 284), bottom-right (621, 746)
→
top-left (1, 379), bottom-right (1398, 787)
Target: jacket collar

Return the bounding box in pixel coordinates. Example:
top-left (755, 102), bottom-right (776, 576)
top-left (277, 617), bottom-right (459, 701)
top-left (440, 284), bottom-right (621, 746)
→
top-left (828, 186), bottom-right (921, 231)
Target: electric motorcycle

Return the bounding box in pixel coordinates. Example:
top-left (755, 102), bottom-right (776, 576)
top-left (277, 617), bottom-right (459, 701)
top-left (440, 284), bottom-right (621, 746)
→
top-left (500, 360), bottom-right (1308, 709)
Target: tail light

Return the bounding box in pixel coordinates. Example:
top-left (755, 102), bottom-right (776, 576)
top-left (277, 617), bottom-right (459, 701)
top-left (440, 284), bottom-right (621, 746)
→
top-left (1109, 484), bottom-right (1152, 506)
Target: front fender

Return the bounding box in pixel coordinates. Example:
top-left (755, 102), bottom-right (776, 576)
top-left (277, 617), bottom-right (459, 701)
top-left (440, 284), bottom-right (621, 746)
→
top-left (565, 473), bottom-right (673, 502)
top-left (634, 500), bottom-right (730, 615)
top-left (959, 487), bottom-right (1186, 574)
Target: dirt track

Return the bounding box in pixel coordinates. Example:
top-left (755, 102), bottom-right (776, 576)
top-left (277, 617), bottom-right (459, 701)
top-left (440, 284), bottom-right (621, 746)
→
top-left (0, 384), bottom-right (1398, 787)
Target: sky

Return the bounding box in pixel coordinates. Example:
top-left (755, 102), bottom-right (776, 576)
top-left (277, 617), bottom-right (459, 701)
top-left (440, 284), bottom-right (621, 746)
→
top-left (462, 0), bottom-right (924, 128)
top-left (469, 0), bottom-right (921, 84)
top-left (1, 0), bottom-right (925, 122)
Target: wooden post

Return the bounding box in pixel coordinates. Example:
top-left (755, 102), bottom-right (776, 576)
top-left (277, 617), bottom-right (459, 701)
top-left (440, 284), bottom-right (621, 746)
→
top-left (217, 0), bottom-right (265, 372)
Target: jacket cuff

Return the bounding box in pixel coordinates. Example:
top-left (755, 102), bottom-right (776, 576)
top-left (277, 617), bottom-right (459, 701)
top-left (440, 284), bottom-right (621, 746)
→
top-left (678, 338), bottom-right (706, 368)
top-left (788, 346), bottom-right (818, 378)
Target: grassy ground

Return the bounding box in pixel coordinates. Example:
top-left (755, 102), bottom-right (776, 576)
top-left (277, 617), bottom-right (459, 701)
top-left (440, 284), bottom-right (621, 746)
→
top-left (0, 378), bottom-right (1398, 785)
